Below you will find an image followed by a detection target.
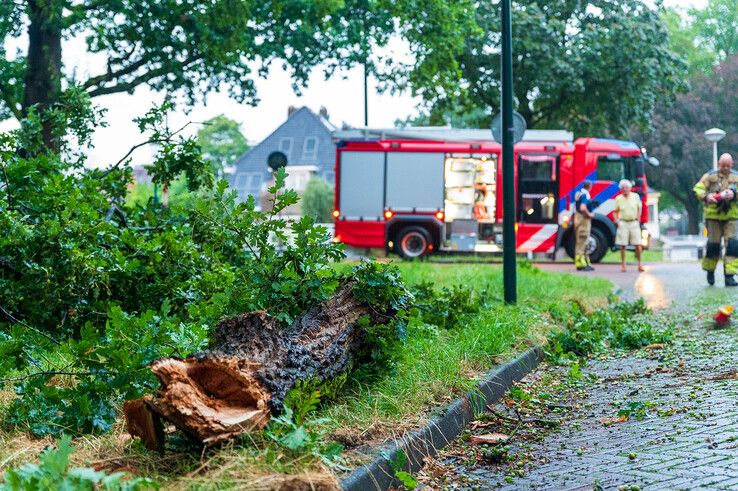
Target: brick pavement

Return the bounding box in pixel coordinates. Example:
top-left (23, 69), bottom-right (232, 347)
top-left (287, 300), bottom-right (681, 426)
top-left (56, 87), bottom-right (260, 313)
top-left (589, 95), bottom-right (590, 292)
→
top-left (500, 327), bottom-right (738, 491)
top-left (417, 313), bottom-right (738, 490)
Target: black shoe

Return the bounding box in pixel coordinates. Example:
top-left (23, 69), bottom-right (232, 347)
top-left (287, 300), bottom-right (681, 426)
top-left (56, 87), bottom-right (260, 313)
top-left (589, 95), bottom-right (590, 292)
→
top-left (726, 275), bottom-right (737, 287)
top-left (707, 271), bottom-right (715, 285)
top-left (584, 265), bottom-right (595, 271)
top-left (576, 266), bottom-right (586, 271)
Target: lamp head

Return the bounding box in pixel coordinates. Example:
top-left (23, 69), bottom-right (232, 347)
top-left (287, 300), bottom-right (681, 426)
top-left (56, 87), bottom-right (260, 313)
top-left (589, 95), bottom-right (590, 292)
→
top-left (705, 128), bottom-right (726, 143)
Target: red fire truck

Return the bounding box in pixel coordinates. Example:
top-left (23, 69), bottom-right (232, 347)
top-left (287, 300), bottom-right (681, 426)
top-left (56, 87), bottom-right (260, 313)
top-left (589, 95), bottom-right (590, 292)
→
top-left (332, 137), bottom-right (657, 262)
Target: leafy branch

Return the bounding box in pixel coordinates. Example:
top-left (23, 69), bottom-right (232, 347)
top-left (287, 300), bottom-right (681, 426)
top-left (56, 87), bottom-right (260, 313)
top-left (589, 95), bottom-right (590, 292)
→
top-left (0, 371), bottom-right (94, 384)
top-left (96, 119), bottom-right (205, 180)
top-left (0, 305), bottom-right (60, 346)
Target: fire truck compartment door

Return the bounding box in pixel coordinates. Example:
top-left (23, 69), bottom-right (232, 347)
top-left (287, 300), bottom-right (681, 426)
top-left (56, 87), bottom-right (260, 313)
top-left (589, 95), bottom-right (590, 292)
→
top-left (339, 151), bottom-right (385, 220)
top-left (385, 152), bottom-right (445, 211)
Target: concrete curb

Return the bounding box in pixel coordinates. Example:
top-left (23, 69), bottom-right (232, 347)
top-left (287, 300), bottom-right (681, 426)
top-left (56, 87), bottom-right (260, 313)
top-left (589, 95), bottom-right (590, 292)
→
top-left (340, 346), bottom-right (545, 491)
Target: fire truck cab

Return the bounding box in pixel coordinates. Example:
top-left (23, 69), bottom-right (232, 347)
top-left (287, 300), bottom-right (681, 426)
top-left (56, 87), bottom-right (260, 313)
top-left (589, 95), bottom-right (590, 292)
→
top-left (333, 137), bottom-right (652, 262)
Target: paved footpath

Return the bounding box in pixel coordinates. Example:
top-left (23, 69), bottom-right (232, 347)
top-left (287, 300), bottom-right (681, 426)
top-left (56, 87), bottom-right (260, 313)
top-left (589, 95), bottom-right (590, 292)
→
top-left (417, 262), bottom-right (738, 490)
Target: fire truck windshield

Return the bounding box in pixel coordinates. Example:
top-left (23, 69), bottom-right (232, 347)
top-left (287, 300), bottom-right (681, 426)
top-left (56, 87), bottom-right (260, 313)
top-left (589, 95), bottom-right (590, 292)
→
top-left (596, 155), bottom-right (645, 182)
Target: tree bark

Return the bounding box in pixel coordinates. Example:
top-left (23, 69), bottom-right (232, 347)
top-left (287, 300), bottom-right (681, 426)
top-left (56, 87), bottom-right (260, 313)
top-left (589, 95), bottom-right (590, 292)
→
top-left (685, 196), bottom-right (700, 235)
top-left (124, 282), bottom-right (387, 451)
top-left (23, 0), bottom-right (63, 148)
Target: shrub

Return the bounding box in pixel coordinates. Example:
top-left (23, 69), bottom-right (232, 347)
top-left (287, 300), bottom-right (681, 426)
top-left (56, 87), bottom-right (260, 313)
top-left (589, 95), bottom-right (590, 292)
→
top-left (300, 177), bottom-right (334, 222)
top-left (411, 281), bottom-right (481, 330)
top-left (548, 298), bottom-right (672, 360)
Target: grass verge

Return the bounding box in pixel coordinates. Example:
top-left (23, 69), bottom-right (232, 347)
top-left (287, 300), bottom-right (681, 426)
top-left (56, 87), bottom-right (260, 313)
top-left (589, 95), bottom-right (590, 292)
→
top-left (321, 262), bottom-right (611, 463)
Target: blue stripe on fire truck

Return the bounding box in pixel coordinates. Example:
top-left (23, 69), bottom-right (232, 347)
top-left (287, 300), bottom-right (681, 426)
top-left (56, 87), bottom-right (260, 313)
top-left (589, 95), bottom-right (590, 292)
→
top-left (558, 171), bottom-right (598, 212)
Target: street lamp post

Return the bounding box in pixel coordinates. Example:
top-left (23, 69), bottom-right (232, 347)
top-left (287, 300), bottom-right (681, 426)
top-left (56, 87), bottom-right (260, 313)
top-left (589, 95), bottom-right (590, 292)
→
top-left (501, 0), bottom-right (516, 304)
top-left (704, 128), bottom-right (726, 170)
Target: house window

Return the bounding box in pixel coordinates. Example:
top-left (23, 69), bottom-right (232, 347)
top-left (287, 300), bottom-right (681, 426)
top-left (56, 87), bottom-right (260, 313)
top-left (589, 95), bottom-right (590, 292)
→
top-left (234, 172), bottom-right (263, 199)
top-left (302, 137), bottom-right (318, 161)
top-left (247, 173), bottom-right (263, 196)
top-left (234, 173), bottom-right (248, 191)
top-left (279, 138), bottom-right (293, 161)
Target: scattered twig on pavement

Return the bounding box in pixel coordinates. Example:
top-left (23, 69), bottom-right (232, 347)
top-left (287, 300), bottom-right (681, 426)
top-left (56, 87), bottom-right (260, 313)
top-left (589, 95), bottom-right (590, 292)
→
top-left (709, 370), bottom-right (738, 381)
top-left (489, 407), bottom-right (560, 428)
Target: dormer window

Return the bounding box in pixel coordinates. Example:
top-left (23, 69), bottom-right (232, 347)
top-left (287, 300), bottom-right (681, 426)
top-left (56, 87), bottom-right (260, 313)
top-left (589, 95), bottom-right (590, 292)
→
top-left (302, 137), bottom-right (318, 161)
top-left (279, 138), bottom-right (293, 161)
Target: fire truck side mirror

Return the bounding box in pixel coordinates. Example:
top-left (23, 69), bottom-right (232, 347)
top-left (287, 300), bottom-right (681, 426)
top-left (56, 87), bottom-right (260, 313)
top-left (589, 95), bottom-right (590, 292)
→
top-left (647, 156), bottom-right (660, 167)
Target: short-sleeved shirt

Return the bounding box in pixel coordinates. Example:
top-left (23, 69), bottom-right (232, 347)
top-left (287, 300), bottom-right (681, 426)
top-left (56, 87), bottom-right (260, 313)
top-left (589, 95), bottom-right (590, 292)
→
top-left (614, 193), bottom-right (641, 221)
top-left (575, 189), bottom-right (592, 214)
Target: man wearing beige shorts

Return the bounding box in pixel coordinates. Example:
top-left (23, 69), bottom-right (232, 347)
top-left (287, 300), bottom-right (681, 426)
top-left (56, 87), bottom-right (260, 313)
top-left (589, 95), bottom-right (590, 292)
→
top-left (613, 179), bottom-right (643, 272)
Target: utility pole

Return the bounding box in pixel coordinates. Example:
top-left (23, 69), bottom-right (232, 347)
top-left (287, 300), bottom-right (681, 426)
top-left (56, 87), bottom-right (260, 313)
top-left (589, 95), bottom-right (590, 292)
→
top-left (501, 0), bottom-right (517, 304)
top-left (363, 62), bottom-right (369, 126)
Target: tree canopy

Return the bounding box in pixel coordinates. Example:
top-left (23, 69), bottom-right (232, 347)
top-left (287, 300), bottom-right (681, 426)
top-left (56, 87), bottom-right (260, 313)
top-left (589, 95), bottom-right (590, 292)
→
top-left (636, 1), bottom-right (738, 233)
top-left (662, 0), bottom-right (738, 77)
top-left (402, 0), bottom-right (684, 137)
top-left (637, 56), bottom-right (738, 233)
top-left (690, 0), bottom-right (738, 62)
top-left (661, 8), bottom-right (715, 76)
top-left (196, 115), bottom-right (249, 176)
top-left (1, 0), bottom-right (477, 147)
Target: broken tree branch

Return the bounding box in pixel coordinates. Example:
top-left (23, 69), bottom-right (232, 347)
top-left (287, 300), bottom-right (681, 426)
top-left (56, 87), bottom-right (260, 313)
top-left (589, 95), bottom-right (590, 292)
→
top-left (124, 282), bottom-right (387, 451)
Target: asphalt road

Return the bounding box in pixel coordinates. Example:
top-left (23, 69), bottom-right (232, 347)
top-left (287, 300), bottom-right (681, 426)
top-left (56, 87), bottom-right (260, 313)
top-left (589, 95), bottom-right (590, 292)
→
top-left (536, 261), bottom-right (713, 310)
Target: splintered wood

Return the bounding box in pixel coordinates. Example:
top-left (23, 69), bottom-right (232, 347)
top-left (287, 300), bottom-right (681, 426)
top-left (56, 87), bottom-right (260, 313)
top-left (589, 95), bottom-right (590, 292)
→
top-left (124, 283), bottom-right (383, 451)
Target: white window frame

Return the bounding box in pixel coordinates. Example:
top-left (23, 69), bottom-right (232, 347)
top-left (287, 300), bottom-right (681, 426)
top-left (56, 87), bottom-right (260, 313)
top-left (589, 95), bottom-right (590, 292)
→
top-left (302, 136), bottom-right (319, 161)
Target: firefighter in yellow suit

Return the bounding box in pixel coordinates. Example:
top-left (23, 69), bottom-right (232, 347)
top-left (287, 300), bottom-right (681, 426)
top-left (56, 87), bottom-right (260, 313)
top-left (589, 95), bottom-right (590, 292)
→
top-left (693, 153), bottom-right (738, 286)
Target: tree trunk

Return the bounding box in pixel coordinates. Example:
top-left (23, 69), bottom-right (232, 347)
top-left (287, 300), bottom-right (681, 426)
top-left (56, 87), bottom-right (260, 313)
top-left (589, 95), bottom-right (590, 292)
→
top-left (23, 0), bottom-right (63, 148)
top-left (124, 282), bottom-right (386, 451)
top-left (685, 196), bottom-right (701, 235)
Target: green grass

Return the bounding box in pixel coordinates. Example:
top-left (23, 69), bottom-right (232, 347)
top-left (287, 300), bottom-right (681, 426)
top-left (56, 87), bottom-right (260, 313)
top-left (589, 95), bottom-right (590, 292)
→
top-left (321, 261), bottom-right (612, 449)
top-left (394, 261), bottom-right (611, 305)
top-left (384, 248), bottom-right (665, 265)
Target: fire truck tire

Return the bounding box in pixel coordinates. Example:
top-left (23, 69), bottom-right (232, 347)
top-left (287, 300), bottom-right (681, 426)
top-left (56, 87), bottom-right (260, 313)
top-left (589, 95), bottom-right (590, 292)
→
top-left (587, 227), bottom-right (609, 263)
top-left (564, 226), bottom-right (609, 263)
top-left (396, 226), bottom-right (432, 258)
top-left (564, 232), bottom-right (576, 260)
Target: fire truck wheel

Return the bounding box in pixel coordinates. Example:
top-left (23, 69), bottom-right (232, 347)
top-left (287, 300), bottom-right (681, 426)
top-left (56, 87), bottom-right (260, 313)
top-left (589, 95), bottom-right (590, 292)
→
top-left (396, 226), bottom-right (432, 258)
top-left (587, 227), bottom-right (609, 263)
top-left (564, 233), bottom-right (576, 260)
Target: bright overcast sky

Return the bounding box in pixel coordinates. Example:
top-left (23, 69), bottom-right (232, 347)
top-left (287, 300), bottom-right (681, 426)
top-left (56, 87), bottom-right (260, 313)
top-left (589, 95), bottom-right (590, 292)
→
top-left (1, 0), bottom-right (708, 166)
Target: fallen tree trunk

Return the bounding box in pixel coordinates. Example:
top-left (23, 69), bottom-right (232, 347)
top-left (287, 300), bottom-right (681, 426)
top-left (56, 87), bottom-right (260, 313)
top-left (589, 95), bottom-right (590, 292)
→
top-left (124, 282), bottom-right (386, 451)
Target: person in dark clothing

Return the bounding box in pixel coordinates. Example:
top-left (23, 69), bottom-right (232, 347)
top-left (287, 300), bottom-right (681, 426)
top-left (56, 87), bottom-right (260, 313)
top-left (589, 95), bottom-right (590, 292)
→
top-left (574, 180), bottom-right (595, 271)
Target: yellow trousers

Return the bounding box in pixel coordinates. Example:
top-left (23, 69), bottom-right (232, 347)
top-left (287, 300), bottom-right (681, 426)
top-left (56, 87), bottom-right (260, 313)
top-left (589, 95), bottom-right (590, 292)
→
top-left (703, 219), bottom-right (738, 274)
top-left (574, 213), bottom-right (591, 268)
